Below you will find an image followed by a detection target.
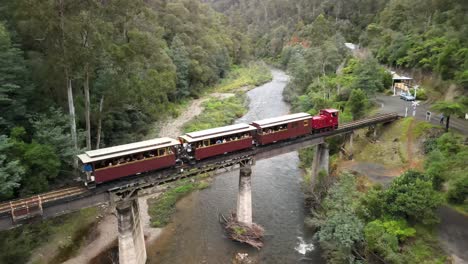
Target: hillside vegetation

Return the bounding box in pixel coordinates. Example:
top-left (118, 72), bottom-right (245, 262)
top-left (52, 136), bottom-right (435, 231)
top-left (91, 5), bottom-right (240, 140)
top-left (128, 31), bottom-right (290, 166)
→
top-left (204, 0), bottom-right (467, 262)
top-left (0, 0), bottom-right (254, 199)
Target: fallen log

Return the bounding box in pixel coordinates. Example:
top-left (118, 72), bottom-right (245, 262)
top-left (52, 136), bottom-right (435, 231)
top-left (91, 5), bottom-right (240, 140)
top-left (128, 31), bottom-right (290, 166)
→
top-left (221, 212), bottom-right (264, 249)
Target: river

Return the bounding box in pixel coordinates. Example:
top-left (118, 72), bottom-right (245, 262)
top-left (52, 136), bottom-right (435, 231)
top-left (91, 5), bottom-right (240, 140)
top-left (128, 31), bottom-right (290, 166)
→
top-left (146, 69), bottom-right (324, 263)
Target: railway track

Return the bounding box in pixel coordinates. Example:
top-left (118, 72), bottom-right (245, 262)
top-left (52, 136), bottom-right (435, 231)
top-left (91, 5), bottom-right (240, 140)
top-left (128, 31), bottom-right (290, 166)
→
top-left (0, 112), bottom-right (399, 223)
top-left (0, 186), bottom-right (87, 219)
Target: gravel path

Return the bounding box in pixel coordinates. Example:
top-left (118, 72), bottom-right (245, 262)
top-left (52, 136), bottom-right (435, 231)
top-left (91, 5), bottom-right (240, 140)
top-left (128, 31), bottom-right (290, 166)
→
top-left (64, 209), bottom-right (117, 264)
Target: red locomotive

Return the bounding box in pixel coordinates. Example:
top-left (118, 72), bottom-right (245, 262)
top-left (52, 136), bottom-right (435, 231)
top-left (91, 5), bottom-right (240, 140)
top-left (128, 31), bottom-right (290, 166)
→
top-left (77, 109), bottom-right (339, 185)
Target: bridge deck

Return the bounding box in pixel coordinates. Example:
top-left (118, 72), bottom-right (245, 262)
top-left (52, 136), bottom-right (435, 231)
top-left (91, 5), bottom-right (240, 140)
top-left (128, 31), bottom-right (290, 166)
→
top-left (0, 112), bottom-right (398, 227)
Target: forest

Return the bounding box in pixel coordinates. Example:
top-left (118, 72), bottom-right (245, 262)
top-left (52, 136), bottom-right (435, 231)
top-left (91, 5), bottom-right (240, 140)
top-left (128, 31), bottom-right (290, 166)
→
top-left (0, 0), bottom-right (467, 262)
top-left (204, 0), bottom-right (467, 262)
top-left (0, 0), bottom-right (252, 198)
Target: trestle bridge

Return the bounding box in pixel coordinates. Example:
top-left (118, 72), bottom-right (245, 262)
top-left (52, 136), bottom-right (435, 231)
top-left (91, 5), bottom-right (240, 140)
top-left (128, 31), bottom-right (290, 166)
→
top-left (0, 112), bottom-right (399, 263)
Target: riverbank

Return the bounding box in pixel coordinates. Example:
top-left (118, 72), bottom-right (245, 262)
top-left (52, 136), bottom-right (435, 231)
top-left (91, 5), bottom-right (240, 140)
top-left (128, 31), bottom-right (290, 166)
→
top-left (150, 61), bottom-right (272, 138)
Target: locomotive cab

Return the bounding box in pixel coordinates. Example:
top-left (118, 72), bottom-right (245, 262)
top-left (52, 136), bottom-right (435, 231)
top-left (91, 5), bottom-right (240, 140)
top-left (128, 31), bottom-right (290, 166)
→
top-left (319, 109), bottom-right (339, 129)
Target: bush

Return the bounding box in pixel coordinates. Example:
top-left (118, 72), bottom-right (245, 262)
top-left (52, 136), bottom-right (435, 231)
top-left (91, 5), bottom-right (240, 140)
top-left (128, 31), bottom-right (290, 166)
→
top-left (447, 175), bottom-right (468, 204)
top-left (364, 220), bottom-right (398, 262)
top-left (409, 88), bottom-right (428, 100)
top-left (384, 170), bottom-right (443, 224)
top-left (347, 89), bottom-right (368, 120)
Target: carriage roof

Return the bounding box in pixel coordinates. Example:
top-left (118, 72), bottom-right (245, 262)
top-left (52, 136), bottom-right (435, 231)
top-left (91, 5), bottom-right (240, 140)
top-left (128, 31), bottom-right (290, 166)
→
top-left (321, 108), bottom-right (339, 113)
top-left (179, 123), bottom-right (256, 143)
top-left (250, 113), bottom-right (311, 128)
top-left (77, 137), bottom-right (179, 163)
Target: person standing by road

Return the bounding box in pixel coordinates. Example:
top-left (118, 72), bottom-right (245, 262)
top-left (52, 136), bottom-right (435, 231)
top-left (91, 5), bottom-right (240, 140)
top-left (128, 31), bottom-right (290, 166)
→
top-left (439, 113), bottom-right (444, 124)
top-left (426, 111), bottom-right (431, 121)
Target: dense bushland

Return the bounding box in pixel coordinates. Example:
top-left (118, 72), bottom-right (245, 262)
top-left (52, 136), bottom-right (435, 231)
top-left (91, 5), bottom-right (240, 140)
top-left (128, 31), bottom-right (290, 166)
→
top-left (0, 0), bottom-right (253, 199)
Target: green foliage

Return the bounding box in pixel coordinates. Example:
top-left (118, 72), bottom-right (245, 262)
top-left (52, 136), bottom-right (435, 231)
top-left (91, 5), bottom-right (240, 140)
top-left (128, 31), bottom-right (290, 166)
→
top-left (30, 108), bottom-right (79, 168)
top-left (314, 173), bottom-right (364, 262)
top-left (148, 180), bottom-right (204, 227)
top-left (424, 133), bottom-right (468, 200)
top-left (233, 226), bottom-right (246, 235)
top-left (384, 170), bottom-right (443, 225)
top-left (8, 127), bottom-right (61, 195)
top-left (0, 135), bottom-right (24, 199)
top-left (398, 225), bottom-right (448, 264)
top-left (0, 22), bottom-right (31, 132)
top-left (347, 89), bottom-right (368, 120)
top-left (214, 62), bottom-right (273, 92)
top-left (0, 0), bottom-right (258, 198)
top-left (431, 101), bottom-right (463, 118)
top-left (364, 0), bottom-right (468, 86)
top-left (431, 101), bottom-right (463, 132)
top-left (350, 57), bottom-right (390, 93)
top-left (410, 88), bottom-right (428, 101)
top-left (214, 62), bottom-right (272, 92)
top-left (298, 147), bottom-right (315, 169)
top-left (183, 95), bottom-right (247, 132)
top-left (447, 174), bottom-right (468, 204)
top-left (358, 187), bottom-right (385, 221)
top-left (0, 207), bottom-right (98, 264)
top-left (364, 220), bottom-right (399, 263)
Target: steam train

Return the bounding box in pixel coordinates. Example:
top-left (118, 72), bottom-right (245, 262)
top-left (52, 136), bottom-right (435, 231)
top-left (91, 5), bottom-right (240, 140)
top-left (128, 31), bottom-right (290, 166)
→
top-left (78, 109), bottom-right (339, 185)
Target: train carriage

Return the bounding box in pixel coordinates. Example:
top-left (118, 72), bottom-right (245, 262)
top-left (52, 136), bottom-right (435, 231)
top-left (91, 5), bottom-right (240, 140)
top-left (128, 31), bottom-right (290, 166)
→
top-left (250, 113), bottom-right (312, 145)
top-left (179, 124), bottom-right (257, 160)
top-left (77, 137), bottom-right (179, 184)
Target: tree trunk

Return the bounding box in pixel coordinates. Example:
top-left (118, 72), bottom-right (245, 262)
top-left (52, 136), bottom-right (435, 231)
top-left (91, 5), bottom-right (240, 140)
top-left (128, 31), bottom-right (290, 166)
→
top-left (84, 64), bottom-right (91, 150)
top-left (96, 96), bottom-right (104, 149)
top-left (67, 77), bottom-right (78, 168)
top-left (59, 0), bottom-right (78, 168)
top-left (445, 115), bottom-right (450, 132)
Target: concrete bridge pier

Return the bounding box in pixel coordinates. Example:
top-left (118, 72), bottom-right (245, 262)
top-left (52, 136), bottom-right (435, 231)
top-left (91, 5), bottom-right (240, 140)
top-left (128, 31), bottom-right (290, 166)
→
top-left (117, 199), bottom-right (147, 264)
top-left (311, 143), bottom-right (329, 186)
top-left (237, 163), bottom-right (253, 226)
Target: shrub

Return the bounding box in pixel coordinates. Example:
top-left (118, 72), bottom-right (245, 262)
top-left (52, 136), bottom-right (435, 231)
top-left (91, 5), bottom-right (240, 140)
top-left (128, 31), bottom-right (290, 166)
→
top-left (384, 170), bottom-right (443, 224)
top-left (409, 88), bottom-right (428, 100)
top-left (447, 174), bottom-right (468, 204)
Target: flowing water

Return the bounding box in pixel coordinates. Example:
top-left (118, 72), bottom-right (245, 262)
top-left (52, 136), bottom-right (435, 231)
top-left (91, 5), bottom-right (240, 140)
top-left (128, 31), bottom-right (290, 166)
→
top-left (147, 69), bottom-right (325, 263)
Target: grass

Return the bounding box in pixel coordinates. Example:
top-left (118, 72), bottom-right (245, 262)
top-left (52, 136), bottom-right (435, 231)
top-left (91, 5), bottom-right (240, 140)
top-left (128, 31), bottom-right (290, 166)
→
top-left (213, 62), bottom-right (272, 93)
top-left (449, 203), bottom-right (468, 216)
top-left (399, 225), bottom-right (448, 263)
top-left (148, 179), bottom-right (210, 228)
top-left (352, 119), bottom-right (408, 167)
top-left (0, 207), bottom-right (99, 264)
top-left (183, 94), bottom-right (248, 132)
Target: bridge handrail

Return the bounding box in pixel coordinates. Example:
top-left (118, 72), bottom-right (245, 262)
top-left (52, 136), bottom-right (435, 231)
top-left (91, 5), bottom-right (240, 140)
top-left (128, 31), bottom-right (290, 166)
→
top-left (0, 112), bottom-right (399, 215)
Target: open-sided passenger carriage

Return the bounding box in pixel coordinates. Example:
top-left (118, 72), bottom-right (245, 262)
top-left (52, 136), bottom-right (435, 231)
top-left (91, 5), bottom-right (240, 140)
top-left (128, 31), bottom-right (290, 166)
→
top-left (179, 124), bottom-right (256, 160)
top-left (250, 113), bottom-right (312, 145)
top-left (77, 138), bottom-right (179, 184)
